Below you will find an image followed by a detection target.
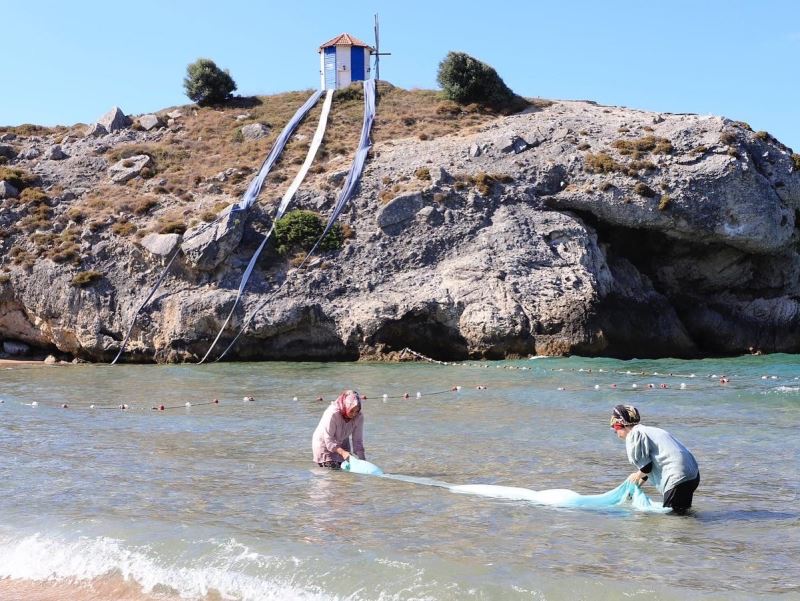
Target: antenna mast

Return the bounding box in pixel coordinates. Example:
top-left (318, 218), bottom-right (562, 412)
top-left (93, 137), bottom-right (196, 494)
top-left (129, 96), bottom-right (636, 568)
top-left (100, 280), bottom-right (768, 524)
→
top-left (373, 13), bottom-right (391, 82)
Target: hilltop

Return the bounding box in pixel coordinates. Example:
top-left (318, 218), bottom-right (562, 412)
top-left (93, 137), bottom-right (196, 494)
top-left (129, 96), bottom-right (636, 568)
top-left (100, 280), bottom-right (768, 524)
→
top-left (1, 83), bottom-right (799, 362)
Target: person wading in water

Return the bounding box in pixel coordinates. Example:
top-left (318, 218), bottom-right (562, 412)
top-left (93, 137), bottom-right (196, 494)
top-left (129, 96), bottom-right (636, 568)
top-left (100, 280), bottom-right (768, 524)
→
top-left (611, 404), bottom-right (700, 514)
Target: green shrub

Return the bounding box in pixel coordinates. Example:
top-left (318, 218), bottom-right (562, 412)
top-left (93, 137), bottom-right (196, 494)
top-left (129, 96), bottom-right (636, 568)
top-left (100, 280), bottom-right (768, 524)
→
top-left (183, 58), bottom-right (237, 106)
top-left (273, 210), bottom-right (343, 256)
top-left (436, 51), bottom-right (522, 110)
top-left (71, 270), bottom-right (102, 287)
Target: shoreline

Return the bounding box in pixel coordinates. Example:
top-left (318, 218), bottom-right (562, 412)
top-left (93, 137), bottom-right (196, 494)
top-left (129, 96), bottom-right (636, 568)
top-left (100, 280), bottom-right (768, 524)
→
top-left (0, 357), bottom-right (46, 366)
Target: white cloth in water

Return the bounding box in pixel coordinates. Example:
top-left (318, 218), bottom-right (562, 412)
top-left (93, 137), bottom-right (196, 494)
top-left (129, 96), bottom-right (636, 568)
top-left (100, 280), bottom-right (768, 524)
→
top-left (341, 458), bottom-right (667, 512)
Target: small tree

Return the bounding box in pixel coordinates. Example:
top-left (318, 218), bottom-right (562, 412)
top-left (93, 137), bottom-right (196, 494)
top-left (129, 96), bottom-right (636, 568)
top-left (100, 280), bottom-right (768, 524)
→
top-left (183, 58), bottom-right (237, 106)
top-left (436, 51), bottom-right (520, 110)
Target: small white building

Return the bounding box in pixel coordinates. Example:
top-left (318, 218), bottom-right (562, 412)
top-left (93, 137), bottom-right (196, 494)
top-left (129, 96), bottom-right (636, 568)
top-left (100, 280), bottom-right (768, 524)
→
top-left (319, 33), bottom-right (374, 90)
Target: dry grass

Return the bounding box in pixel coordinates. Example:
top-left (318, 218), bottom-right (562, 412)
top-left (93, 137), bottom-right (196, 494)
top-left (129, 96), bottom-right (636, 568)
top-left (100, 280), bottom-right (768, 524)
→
top-left (0, 166), bottom-right (38, 190)
top-left (0, 123), bottom-right (69, 137)
top-left (2, 85), bottom-right (545, 255)
top-left (612, 135), bottom-right (673, 159)
top-left (584, 152), bottom-right (623, 174)
top-left (371, 83), bottom-right (508, 146)
top-left (634, 182), bottom-right (656, 198)
top-left (71, 270), bottom-right (103, 287)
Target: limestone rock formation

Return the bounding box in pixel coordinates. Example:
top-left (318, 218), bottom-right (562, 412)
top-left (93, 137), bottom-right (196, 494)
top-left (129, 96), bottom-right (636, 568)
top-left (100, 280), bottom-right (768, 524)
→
top-left (108, 154), bottom-right (152, 183)
top-left (1, 97), bottom-right (799, 362)
top-left (98, 106), bottom-right (132, 132)
top-left (241, 123), bottom-right (270, 140)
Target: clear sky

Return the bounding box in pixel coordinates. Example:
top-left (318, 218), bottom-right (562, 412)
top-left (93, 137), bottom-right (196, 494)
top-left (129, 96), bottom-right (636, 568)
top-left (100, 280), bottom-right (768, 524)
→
top-left (3, 1), bottom-right (799, 150)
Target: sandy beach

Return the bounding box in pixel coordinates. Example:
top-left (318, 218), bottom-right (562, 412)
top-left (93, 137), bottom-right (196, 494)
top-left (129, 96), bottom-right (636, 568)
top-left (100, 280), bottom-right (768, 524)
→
top-left (0, 577), bottom-right (179, 601)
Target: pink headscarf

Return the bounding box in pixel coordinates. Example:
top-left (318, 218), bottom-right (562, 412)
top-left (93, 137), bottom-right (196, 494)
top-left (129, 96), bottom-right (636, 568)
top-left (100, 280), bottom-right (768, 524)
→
top-left (335, 390), bottom-right (362, 421)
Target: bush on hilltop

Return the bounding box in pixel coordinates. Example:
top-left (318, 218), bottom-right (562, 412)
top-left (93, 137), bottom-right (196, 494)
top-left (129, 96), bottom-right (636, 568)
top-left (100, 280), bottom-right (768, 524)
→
top-left (183, 58), bottom-right (237, 106)
top-left (436, 51), bottom-right (524, 112)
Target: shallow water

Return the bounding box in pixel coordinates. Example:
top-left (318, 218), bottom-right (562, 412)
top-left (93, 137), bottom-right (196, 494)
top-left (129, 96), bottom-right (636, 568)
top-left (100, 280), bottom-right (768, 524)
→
top-left (0, 355), bottom-right (798, 600)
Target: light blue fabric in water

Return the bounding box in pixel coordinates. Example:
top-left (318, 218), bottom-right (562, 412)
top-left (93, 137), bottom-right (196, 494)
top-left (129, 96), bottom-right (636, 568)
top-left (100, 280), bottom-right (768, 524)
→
top-left (341, 457), bottom-right (384, 476)
top-left (449, 481), bottom-right (669, 513)
top-left (343, 459), bottom-right (667, 513)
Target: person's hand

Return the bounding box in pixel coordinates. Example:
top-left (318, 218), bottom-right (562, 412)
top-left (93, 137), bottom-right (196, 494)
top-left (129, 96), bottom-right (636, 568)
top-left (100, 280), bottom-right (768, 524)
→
top-left (338, 449), bottom-right (351, 461)
top-left (627, 471), bottom-right (646, 486)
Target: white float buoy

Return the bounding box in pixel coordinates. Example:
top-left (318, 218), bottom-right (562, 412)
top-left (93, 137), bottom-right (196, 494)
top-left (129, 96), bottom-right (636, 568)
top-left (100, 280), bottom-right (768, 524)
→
top-left (292, 396), bottom-right (298, 401)
top-left (31, 401), bottom-right (38, 407)
top-left (89, 404), bottom-right (95, 409)
top-left (680, 383), bottom-right (687, 390)
top-left (416, 392), bottom-right (422, 398)
top-left (594, 384), bottom-right (600, 390)
top-left (185, 402), bottom-right (192, 407)
top-left (631, 384), bottom-right (638, 389)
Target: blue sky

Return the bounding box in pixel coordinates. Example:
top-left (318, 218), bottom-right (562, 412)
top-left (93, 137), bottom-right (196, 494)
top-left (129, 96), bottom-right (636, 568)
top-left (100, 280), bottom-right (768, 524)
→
top-left (3, 1), bottom-right (799, 150)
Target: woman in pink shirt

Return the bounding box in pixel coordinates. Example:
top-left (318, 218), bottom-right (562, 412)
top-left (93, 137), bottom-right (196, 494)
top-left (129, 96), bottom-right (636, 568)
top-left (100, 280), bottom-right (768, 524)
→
top-left (312, 390), bottom-right (366, 469)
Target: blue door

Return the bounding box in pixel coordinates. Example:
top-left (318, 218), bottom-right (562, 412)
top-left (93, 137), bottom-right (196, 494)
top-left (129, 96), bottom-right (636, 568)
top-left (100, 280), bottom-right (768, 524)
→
top-left (324, 47), bottom-right (336, 89)
top-left (350, 46), bottom-right (365, 82)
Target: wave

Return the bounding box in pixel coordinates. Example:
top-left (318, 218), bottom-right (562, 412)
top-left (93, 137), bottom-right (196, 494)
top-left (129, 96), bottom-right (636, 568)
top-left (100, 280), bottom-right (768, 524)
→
top-left (0, 532), bottom-right (336, 601)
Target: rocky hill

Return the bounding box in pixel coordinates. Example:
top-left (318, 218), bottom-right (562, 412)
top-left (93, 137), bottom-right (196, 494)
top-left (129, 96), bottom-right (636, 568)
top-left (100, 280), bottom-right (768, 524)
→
top-left (1, 83), bottom-right (799, 362)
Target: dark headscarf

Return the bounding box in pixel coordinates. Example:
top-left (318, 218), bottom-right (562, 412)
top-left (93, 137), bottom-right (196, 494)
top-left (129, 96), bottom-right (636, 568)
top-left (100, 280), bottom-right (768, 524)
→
top-left (610, 404), bottom-right (640, 427)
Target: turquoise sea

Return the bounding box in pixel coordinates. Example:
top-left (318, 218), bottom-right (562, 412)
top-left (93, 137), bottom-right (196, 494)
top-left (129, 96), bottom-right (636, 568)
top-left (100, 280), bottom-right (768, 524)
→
top-left (0, 355), bottom-right (798, 600)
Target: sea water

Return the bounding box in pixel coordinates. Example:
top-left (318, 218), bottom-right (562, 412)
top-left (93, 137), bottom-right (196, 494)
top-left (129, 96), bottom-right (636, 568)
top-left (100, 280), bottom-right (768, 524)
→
top-left (0, 355), bottom-right (798, 600)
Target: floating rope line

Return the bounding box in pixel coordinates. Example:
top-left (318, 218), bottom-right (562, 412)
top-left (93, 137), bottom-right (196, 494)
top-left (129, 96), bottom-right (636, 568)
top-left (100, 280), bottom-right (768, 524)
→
top-left (5, 385), bottom-right (469, 413)
top-left (548, 367), bottom-right (799, 387)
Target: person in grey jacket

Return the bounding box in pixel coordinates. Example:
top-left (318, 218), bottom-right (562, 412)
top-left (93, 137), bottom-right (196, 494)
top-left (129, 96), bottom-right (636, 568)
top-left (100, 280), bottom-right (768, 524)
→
top-left (610, 404), bottom-right (700, 514)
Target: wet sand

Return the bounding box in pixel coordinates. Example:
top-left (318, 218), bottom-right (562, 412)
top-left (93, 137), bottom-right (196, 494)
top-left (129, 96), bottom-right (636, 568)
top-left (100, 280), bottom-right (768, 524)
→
top-left (0, 358), bottom-right (44, 366)
top-left (0, 576), bottom-right (183, 601)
